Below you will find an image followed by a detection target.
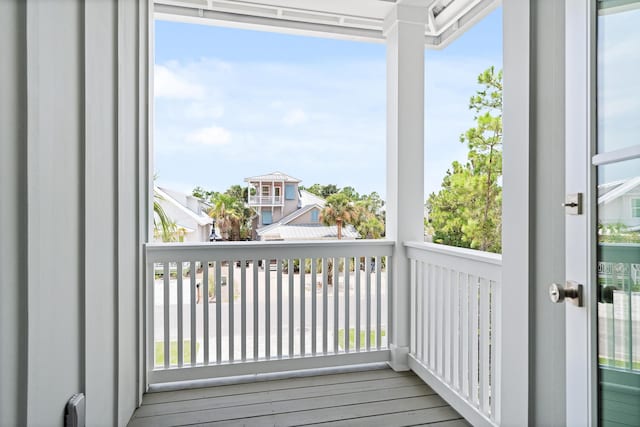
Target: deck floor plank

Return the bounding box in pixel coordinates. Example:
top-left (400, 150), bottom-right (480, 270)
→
top-left (135, 377), bottom-right (428, 418)
top-left (143, 368), bottom-right (410, 405)
top-left (129, 368), bottom-right (464, 427)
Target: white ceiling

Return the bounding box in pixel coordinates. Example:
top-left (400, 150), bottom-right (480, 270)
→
top-left (154, 0), bottom-right (500, 49)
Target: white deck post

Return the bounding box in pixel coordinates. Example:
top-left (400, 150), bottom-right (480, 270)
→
top-left (384, 0), bottom-right (426, 371)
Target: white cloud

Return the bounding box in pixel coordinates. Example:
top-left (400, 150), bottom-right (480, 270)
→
top-left (154, 65), bottom-right (204, 99)
top-left (187, 126), bottom-right (231, 145)
top-left (282, 109), bottom-right (308, 126)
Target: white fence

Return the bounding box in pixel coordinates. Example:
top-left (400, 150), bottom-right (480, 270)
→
top-left (145, 240), bottom-right (393, 384)
top-left (248, 195), bottom-right (283, 205)
top-left (406, 242), bottom-right (502, 427)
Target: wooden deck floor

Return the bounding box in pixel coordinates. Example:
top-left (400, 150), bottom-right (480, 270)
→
top-left (129, 367), bottom-right (467, 426)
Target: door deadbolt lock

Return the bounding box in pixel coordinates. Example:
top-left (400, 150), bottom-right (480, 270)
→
top-left (549, 281), bottom-right (583, 307)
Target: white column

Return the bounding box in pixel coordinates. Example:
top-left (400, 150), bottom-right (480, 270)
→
top-left (384, 1), bottom-right (426, 371)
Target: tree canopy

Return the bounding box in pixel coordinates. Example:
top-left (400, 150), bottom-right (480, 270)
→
top-left (427, 66), bottom-right (503, 253)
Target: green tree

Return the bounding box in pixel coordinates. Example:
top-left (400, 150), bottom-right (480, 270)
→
top-left (428, 66), bottom-right (503, 253)
top-left (321, 193), bottom-right (357, 240)
top-left (340, 186), bottom-right (360, 201)
top-left (225, 185), bottom-right (253, 239)
top-left (208, 193), bottom-right (243, 240)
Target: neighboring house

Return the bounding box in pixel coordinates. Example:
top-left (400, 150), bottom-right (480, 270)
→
top-left (154, 186), bottom-right (213, 242)
top-left (598, 176), bottom-right (640, 231)
top-left (245, 171), bottom-right (359, 240)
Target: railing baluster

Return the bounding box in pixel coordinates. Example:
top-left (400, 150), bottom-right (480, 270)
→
top-left (311, 258), bottom-right (317, 355)
top-left (177, 263), bottom-right (183, 368)
top-left (490, 280), bottom-right (498, 420)
top-left (277, 259), bottom-right (283, 358)
top-left (423, 263), bottom-right (430, 367)
top-left (437, 266), bottom-right (443, 374)
top-left (333, 257), bottom-right (339, 353)
top-left (253, 259), bottom-right (259, 360)
top-left (386, 256), bottom-right (393, 346)
top-left (147, 262), bottom-right (155, 372)
top-left (376, 256), bottom-right (382, 350)
top-left (479, 277), bottom-right (490, 414)
top-left (365, 257), bottom-right (371, 351)
top-left (300, 258), bottom-right (306, 356)
top-left (163, 263), bottom-right (170, 369)
top-left (203, 261), bottom-right (209, 365)
top-left (265, 259), bottom-right (271, 360)
top-left (229, 260), bottom-right (234, 362)
top-left (215, 261), bottom-right (222, 364)
top-left (451, 269), bottom-right (459, 389)
top-left (415, 260), bottom-right (422, 361)
top-left (241, 261), bottom-right (246, 362)
top-left (470, 274), bottom-right (479, 406)
top-left (344, 257), bottom-right (350, 353)
top-left (429, 263), bottom-right (436, 369)
top-left (355, 258), bottom-right (361, 352)
top-left (190, 261), bottom-right (196, 366)
top-left (461, 272), bottom-right (470, 397)
top-left (322, 257), bottom-right (328, 354)
top-left (438, 266), bottom-right (445, 375)
top-left (289, 258), bottom-right (294, 357)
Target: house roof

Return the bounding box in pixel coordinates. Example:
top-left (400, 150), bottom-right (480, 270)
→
top-left (259, 224), bottom-right (360, 241)
top-left (598, 176), bottom-right (640, 205)
top-left (299, 189), bottom-right (326, 207)
top-left (155, 186), bottom-right (213, 227)
top-left (244, 171), bottom-right (301, 183)
top-left (257, 203), bottom-right (323, 235)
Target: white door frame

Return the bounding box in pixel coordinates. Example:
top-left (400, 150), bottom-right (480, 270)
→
top-left (565, 0), bottom-right (598, 425)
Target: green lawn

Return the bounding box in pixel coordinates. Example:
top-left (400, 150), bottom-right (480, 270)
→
top-left (338, 328), bottom-right (386, 350)
top-left (155, 340), bottom-right (199, 366)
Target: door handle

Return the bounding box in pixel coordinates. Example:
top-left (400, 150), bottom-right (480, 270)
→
top-left (549, 281), bottom-right (583, 307)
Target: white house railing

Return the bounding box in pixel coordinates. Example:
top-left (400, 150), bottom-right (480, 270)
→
top-left (405, 242), bottom-right (502, 427)
top-left (145, 240), bottom-right (393, 384)
top-left (248, 195), bottom-right (283, 205)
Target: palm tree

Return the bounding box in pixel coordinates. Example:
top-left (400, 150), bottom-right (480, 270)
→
top-left (320, 193), bottom-right (357, 285)
top-left (153, 189), bottom-right (177, 242)
top-left (208, 193), bottom-right (242, 240)
top-left (320, 193), bottom-right (357, 240)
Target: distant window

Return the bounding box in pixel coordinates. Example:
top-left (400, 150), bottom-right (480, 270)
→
top-left (310, 209), bottom-right (319, 223)
top-left (275, 187), bottom-right (281, 197)
top-left (262, 186), bottom-right (270, 196)
top-left (633, 198), bottom-right (640, 218)
top-left (285, 184), bottom-right (296, 200)
top-left (262, 211), bottom-right (272, 225)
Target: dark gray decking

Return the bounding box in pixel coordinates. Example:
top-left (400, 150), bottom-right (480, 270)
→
top-left (129, 367), bottom-right (467, 426)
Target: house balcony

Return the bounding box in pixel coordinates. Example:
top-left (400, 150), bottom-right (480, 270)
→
top-left (141, 239), bottom-right (502, 426)
top-left (248, 195), bottom-right (284, 206)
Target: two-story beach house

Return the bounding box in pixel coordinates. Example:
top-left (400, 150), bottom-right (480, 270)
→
top-left (3, 0), bottom-right (639, 426)
top-left (153, 186), bottom-right (213, 242)
top-left (245, 172), bottom-right (359, 240)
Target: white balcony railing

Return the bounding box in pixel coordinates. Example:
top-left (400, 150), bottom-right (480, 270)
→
top-left (145, 240), bottom-right (393, 384)
top-left (248, 195), bottom-right (283, 205)
top-left (406, 242), bottom-right (502, 427)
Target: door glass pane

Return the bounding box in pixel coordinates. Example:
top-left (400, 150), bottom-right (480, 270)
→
top-left (596, 158), bottom-right (640, 425)
top-left (597, 3), bottom-right (640, 153)
top-left (597, 4), bottom-right (640, 423)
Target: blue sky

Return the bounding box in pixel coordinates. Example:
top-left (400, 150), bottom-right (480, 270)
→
top-left (154, 7), bottom-right (503, 199)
